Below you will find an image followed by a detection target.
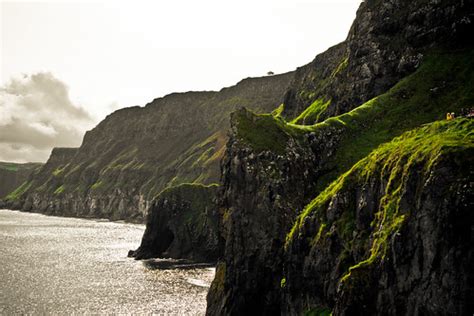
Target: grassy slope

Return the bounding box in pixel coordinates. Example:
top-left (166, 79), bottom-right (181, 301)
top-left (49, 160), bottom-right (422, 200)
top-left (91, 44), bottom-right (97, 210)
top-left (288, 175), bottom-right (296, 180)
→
top-left (286, 117), bottom-right (473, 287)
top-left (289, 49), bottom-right (474, 193)
top-left (237, 50), bottom-right (473, 189)
top-left (234, 49), bottom-right (474, 259)
top-left (7, 74), bottom-right (293, 208)
top-left (0, 162), bottom-right (42, 172)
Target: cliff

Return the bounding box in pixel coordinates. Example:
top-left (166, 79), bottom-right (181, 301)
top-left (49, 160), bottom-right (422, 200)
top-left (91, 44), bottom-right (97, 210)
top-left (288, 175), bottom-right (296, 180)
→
top-left (129, 183), bottom-right (221, 262)
top-left (207, 0), bottom-right (474, 314)
top-left (284, 119), bottom-right (473, 315)
top-left (282, 0), bottom-right (473, 124)
top-left (0, 162), bottom-right (42, 201)
top-left (3, 73), bottom-right (293, 221)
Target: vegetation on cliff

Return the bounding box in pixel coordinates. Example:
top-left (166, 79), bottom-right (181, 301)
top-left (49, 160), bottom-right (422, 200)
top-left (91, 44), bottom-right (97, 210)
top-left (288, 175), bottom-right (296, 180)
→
top-left (0, 162), bottom-right (41, 200)
top-left (208, 0), bottom-right (474, 310)
top-left (292, 49), bottom-right (474, 192)
top-left (284, 118), bottom-right (473, 314)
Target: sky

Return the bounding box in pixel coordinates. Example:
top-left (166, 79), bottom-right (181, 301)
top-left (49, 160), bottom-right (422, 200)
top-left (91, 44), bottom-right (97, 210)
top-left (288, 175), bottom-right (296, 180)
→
top-left (0, 0), bottom-right (361, 162)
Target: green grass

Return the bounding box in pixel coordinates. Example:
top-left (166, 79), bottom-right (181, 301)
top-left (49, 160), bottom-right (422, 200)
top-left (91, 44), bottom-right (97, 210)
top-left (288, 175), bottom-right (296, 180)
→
top-left (271, 103), bottom-right (285, 118)
top-left (5, 181), bottom-right (32, 201)
top-left (1, 164), bottom-right (18, 172)
top-left (304, 307), bottom-right (332, 316)
top-left (234, 108), bottom-right (304, 154)
top-left (288, 49), bottom-right (474, 193)
top-left (290, 98), bottom-right (331, 125)
top-left (54, 185), bottom-right (65, 195)
top-left (90, 180), bottom-right (103, 190)
top-left (331, 56), bottom-right (348, 78)
top-left (287, 118), bottom-right (473, 282)
top-left (0, 162), bottom-right (42, 173)
top-left (52, 165), bottom-right (68, 176)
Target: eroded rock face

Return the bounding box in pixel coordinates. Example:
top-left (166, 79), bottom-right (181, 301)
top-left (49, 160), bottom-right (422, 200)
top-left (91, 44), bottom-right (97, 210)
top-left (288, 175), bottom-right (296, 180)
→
top-left (207, 108), bottom-right (321, 315)
top-left (282, 0), bottom-right (474, 122)
top-left (283, 126), bottom-right (474, 315)
top-left (206, 0), bottom-right (473, 314)
top-left (207, 112), bottom-right (474, 315)
top-left (129, 184), bottom-right (221, 262)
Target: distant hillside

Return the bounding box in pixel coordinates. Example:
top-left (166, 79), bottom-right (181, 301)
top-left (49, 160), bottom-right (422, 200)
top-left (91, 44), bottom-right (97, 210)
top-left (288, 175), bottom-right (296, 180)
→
top-left (3, 73), bottom-right (293, 221)
top-left (0, 162), bottom-right (42, 200)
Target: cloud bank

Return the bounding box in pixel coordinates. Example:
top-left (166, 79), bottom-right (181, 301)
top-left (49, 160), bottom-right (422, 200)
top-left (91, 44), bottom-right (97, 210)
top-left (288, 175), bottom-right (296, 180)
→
top-left (0, 72), bottom-right (95, 163)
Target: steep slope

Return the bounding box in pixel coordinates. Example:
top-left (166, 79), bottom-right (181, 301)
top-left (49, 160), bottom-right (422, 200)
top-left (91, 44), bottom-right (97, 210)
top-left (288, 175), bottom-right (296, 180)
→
top-left (282, 0), bottom-right (473, 123)
top-left (284, 119), bottom-right (473, 315)
top-left (207, 48), bottom-right (474, 316)
top-left (4, 73), bottom-right (293, 221)
top-left (0, 162), bottom-right (42, 200)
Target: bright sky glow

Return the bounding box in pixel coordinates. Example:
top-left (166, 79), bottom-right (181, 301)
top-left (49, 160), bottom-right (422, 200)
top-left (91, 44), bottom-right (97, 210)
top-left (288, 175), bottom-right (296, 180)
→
top-left (0, 0), bottom-right (361, 162)
top-left (2, 0), bottom-right (360, 120)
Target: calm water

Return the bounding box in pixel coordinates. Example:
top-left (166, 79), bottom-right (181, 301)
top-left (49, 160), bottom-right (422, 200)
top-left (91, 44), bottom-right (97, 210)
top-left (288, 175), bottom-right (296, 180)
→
top-left (0, 209), bottom-right (214, 314)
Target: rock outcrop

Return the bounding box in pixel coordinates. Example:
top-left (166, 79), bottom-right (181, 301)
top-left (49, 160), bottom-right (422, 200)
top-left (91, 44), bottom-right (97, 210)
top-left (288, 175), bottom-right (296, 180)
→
top-left (129, 183), bottom-right (221, 262)
top-left (4, 73), bottom-right (293, 221)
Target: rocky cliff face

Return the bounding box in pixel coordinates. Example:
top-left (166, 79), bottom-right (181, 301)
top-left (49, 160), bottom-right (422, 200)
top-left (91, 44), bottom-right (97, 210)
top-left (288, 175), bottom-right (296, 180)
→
top-left (129, 183), bottom-right (221, 262)
top-left (282, 0), bottom-right (474, 124)
top-left (207, 0), bottom-right (474, 314)
top-left (0, 162), bottom-right (42, 200)
top-left (4, 73), bottom-right (293, 221)
top-left (284, 119), bottom-right (473, 315)
top-left (207, 108), bottom-right (321, 314)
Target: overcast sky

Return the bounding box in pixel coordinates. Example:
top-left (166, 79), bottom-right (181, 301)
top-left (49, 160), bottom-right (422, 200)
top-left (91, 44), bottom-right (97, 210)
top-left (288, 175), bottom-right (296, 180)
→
top-left (0, 0), bottom-right (361, 162)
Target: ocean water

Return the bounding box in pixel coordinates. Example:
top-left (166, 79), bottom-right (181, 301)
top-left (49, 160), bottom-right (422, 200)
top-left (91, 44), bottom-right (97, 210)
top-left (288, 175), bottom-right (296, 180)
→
top-left (0, 209), bottom-right (214, 314)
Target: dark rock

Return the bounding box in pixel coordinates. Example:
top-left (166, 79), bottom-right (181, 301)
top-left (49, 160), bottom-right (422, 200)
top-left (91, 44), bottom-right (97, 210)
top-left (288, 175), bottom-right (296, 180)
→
top-left (130, 183), bottom-right (222, 263)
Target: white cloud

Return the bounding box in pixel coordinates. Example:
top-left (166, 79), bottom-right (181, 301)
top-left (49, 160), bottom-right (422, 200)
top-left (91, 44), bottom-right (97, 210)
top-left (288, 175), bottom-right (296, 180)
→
top-left (0, 72), bottom-right (95, 163)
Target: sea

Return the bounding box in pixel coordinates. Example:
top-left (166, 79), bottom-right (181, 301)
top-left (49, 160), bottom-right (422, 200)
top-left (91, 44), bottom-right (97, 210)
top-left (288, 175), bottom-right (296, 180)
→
top-left (0, 209), bottom-right (214, 315)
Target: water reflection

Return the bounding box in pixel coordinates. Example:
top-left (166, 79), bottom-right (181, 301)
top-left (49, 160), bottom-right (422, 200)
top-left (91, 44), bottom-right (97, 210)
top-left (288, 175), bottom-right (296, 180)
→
top-left (0, 209), bottom-right (214, 315)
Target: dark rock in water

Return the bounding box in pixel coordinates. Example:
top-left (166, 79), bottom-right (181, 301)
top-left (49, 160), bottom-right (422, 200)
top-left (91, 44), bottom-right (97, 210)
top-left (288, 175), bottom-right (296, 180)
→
top-left (141, 258), bottom-right (214, 270)
top-left (129, 183), bottom-right (222, 263)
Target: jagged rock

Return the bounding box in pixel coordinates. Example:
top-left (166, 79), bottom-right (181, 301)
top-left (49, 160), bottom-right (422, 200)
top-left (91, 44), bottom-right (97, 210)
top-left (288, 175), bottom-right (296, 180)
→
top-left (207, 108), bottom-right (320, 315)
